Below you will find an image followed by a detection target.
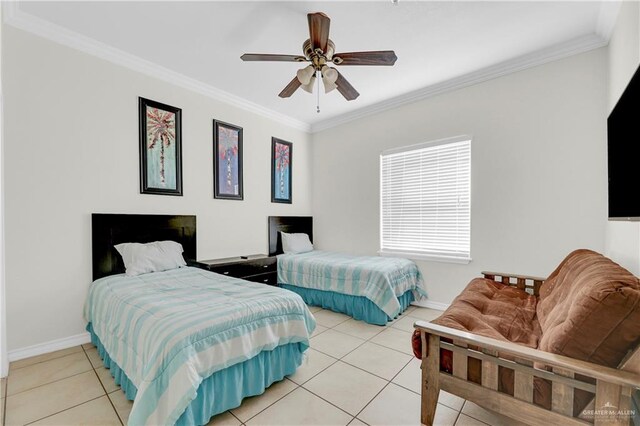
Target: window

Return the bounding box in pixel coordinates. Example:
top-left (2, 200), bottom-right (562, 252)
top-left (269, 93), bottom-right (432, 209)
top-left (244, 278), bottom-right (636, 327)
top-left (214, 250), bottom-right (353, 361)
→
top-left (380, 136), bottom-right (471, 263)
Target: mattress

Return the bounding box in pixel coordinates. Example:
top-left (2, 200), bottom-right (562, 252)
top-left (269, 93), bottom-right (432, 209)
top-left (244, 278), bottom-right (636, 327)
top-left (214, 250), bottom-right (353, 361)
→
top-left (277, 250), bottom-right (426, 318)
top-left (84, 266), bottom-right (315, 425)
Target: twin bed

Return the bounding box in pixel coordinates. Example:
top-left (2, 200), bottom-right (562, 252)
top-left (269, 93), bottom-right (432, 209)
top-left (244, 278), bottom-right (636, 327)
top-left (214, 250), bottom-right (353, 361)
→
top-left (85, 214), bottom-right (424, 425)
top-left (268, 216), bottom-right (425, 325)
top-left (85, 214), bottom-right (315, 425)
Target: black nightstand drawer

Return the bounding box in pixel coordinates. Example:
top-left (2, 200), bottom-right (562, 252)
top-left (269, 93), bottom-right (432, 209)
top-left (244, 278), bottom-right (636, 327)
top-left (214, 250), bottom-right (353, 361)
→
top-left (207, 263), bottom-right (246, 278)
top-left (241, 257), bottom-right (277, 276)
top-left (244, 272), bottom-right (278, 286)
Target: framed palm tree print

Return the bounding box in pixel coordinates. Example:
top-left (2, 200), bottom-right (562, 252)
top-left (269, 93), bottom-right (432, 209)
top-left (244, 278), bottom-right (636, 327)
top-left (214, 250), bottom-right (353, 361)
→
top-left (271, 138), bottom-right (292, 204)
top-left (139, 97), bottom-right (183, 196)
top-left (213, 120), bottom-right (243, 200)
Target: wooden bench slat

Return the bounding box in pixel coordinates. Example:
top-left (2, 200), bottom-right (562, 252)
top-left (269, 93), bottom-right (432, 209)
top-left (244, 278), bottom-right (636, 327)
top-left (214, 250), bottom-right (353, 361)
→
top-left (452, 339), bottom-right (468, 380)
top-left (481, 348), bottom-right (499, 390)
top-left (514, 370), bottom-right (534, 403)
top-left (552, 367), bottom-right (574, 416)
top-left (595, 380), bottom-right (622, 425)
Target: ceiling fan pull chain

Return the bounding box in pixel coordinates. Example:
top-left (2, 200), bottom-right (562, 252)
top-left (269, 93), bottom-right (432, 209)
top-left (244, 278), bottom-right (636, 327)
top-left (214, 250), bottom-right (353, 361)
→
top-left (316, 71), bottom-right (321, 113)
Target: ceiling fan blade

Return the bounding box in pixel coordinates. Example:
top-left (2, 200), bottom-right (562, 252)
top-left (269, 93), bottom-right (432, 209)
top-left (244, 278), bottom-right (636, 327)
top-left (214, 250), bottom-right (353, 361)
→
top-left (335, 71), bottom-right (359, 101)
top-left (332, 51), bottom-right (398, 66)
top-left (241, 54), bottom-right (306, 62)
top-left (308, 12), bottom-right (330, 53)
top-left (278, 76), bottom-right (302, 98)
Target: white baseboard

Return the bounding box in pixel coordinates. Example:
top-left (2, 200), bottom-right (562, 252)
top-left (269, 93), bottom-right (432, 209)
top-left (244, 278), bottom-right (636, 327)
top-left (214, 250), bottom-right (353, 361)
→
top-left (411, 299), bottom-right (451, 311)
top-left (8, 332), bottom-right (91, 362)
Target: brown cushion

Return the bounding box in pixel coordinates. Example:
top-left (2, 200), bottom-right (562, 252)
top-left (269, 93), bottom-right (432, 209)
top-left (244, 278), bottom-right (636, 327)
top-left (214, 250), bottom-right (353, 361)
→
top-left (432, 278), bottom-right (541, 349)
top-left (536, 249), bottom-right (640, 368)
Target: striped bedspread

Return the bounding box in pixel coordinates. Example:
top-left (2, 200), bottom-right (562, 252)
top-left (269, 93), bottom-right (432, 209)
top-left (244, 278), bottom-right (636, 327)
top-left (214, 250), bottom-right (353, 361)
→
top-left (84, 267), bottom-right (315, 426)
top-left (277, 251), bottom-right (426, 318)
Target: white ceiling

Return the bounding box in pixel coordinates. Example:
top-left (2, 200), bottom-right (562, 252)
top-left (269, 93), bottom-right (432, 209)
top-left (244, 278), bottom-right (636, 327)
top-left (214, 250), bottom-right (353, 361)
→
top-left (9, 1), bottom-right (617, 131)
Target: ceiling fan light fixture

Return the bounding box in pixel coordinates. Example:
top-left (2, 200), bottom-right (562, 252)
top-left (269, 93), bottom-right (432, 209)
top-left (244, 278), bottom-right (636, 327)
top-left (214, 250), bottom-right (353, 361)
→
top-left (323, 80), bottom-right (337, 93)
top-left (241, 12), bottom-right (396, 104)
top-left (296, 65), bottom-right (315, 85)
top-left (301, 75), bottom-right (316, 93)
top-left (322, 66), bottom-right (338, 83)
top-left (321, 66), bottom-right (338, 93)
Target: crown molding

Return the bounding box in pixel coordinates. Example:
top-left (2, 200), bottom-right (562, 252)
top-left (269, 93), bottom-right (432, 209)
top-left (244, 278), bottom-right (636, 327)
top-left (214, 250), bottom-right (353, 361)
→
top-left (2, 2), bottom-right (311, 133)
top-left (310, 33), bottom-right (608, 133)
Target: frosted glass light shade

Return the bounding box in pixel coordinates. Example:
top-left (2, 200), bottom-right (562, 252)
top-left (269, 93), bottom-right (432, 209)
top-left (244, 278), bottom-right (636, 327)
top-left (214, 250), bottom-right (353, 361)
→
top-left (296, 65), bottom-right (315, 85)
top-left (322, 66), bottom-right (338, 83)
top-left (321, 66), bottom-right (338, 93)
top-left (301, 75), bottom-right (316, 93)
top-left (323, 79), bottom-right (337, 93)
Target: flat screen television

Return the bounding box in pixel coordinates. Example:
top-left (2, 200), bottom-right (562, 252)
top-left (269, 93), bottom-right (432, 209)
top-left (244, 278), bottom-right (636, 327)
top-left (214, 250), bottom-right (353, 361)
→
top-left (608, 63), bottom-right (640, 220)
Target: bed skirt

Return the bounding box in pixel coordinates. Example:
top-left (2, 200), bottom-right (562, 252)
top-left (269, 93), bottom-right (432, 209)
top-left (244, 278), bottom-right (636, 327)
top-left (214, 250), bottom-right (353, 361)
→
top-left (278, 286), bottom-right (415, 325)
top-left (86, 323), bottom-right (305, 426)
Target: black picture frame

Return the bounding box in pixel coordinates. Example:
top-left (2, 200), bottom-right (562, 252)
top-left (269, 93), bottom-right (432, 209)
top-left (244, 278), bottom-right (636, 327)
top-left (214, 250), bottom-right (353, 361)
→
top-left (139, 97), bottom-right (183, 196)
top-left (213, 120), bottom-right (244, 200)
top-left (271, 138), bottom-right (293, 204)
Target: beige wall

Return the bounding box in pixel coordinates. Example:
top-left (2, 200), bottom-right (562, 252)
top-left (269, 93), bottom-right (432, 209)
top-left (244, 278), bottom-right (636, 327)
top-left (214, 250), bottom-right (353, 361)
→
top-left (605, 1), bottom-right (640, 276)
top-left (0, 2), bottom-right (8, 375)
top-left (4, 4), bottom-right (638, 352)
top-left (311, 48), bottom-right (608, 305)
top-left (2, 26), bottom-right (312, 351)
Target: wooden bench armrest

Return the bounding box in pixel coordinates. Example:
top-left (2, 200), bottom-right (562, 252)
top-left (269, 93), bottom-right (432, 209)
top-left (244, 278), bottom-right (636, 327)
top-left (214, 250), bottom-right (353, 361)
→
top-left (414, 320), bottom-right (640, 389)
top-left (481, 271), bottom-right (547, 282)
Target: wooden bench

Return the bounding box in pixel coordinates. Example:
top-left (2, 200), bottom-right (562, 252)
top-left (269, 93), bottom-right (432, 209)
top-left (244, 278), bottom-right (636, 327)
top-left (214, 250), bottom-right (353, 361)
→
top-left (414, 262), bottom-right (640, 426)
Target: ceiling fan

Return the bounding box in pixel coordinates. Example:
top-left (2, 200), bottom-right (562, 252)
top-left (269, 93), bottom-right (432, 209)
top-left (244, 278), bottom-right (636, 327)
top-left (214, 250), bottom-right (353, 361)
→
top-left (240, 12), bottom-right (397, 104)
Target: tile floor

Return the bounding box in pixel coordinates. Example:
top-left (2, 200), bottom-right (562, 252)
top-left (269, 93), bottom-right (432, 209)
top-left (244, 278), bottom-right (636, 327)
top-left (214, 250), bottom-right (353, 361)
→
top-left (1, 305), bottom-right (519, 425)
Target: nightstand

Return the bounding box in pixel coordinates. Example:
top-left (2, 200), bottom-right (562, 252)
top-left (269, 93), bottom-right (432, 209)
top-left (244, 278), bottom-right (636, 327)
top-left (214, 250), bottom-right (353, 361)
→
top-left (190, 254), bottom-right (278, 286)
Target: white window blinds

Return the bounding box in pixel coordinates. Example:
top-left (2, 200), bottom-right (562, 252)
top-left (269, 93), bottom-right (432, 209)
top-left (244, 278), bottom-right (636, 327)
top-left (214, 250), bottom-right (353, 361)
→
top-left (380, 137), bottom-right (471, 262)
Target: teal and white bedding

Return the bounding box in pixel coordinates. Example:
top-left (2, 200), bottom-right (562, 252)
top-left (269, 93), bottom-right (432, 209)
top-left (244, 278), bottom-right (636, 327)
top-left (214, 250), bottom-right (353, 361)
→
top-left (84, 266), bottom-right (315, 426)
top-left (277, 250), bottom-right (426, 319)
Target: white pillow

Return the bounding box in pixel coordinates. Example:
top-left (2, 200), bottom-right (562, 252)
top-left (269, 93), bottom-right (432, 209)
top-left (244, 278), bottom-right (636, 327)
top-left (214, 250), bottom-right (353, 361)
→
top-left (281, 232), bottom-right (313, 254)
top-left (115, 240), bottom-right (186, 276)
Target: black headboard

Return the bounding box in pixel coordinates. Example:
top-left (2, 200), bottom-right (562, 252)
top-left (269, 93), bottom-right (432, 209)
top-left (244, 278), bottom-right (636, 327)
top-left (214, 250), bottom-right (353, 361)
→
top-left (92, 213), bottom-right (196, 280)
top-left (268, 216), bottom-right (313, 256)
